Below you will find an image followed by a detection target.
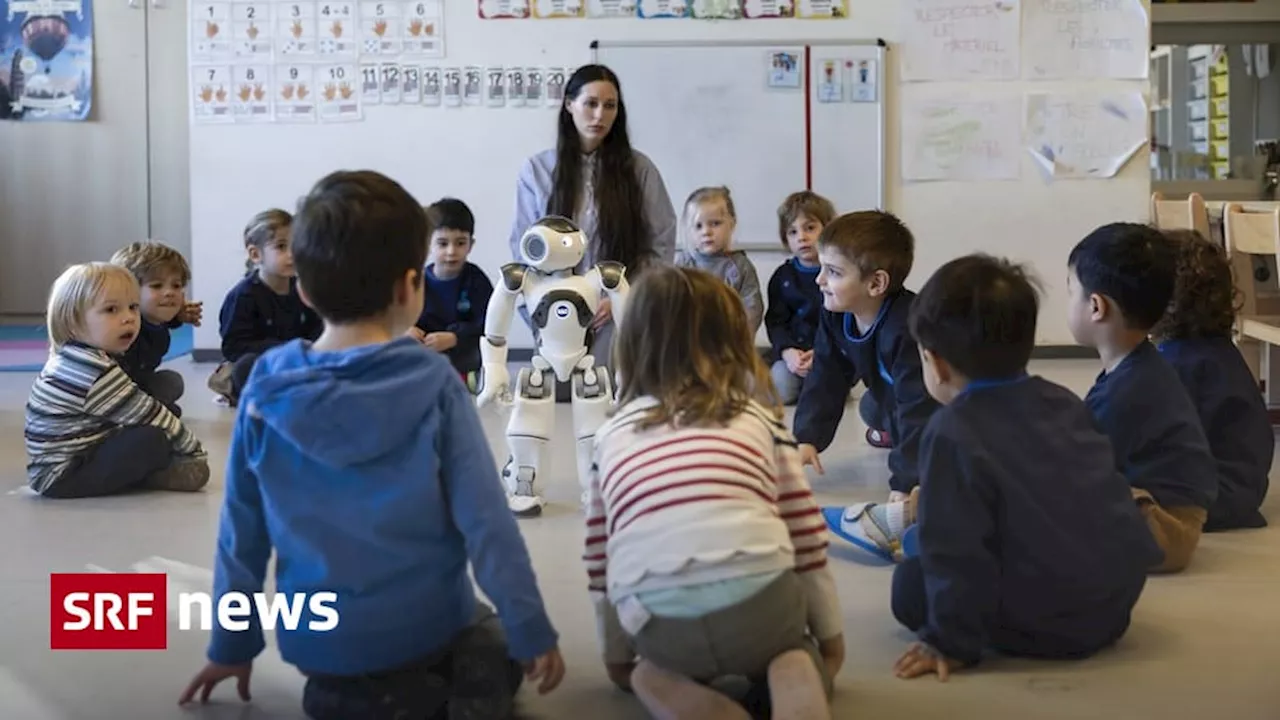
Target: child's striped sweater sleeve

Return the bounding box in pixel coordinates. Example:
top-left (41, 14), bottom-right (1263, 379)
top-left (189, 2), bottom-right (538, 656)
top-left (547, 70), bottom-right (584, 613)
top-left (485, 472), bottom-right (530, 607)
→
top-left (83, 364), bottom-right (204, 457)
top-left (774, 430), bottom-right (843, 641)
top-left (583, 446), bottom-right (633, 663)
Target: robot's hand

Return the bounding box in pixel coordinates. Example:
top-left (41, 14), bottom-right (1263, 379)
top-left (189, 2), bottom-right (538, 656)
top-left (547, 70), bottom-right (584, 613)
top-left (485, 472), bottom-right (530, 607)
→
top-left (475, 363), bottom-right (512, 408)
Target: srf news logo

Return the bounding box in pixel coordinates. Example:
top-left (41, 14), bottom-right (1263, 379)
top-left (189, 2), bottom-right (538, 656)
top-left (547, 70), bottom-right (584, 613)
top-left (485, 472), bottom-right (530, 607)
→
top-left (50, 573), bottom-right (339, 650)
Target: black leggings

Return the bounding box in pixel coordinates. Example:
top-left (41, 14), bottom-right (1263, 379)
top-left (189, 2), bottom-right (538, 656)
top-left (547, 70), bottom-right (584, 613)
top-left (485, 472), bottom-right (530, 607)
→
top-left (41, 427), bottom-right (173, 499)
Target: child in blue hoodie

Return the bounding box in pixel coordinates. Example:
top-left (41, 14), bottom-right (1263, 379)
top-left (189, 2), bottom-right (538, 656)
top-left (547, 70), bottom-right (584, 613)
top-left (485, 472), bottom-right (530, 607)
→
top-left (179, 170), bottom-right (565, 718)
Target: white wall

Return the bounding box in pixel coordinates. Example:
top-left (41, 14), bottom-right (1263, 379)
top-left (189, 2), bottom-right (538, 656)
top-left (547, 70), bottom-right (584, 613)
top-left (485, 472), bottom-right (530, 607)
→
top-left (189, 0), bottom-right (1150, 352)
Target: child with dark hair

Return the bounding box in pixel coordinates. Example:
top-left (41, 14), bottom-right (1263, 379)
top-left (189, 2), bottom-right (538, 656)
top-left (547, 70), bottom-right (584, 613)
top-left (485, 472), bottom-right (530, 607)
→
top-left (180, 171), bottom-right (564, 718)
top-left (798, 211), bottom-right (940, 556)
top-left (408, 197), bottom-right (494, 383)
top-left (1151, 229), bottom-right (1272, 531)
top-left (882, 254), bottom-right (1157, 681)
top-left (208, 209), bottom-right (323, 405)
top-left (766, 191), bottom-right (836, 405)
top-left (1067, 222), bottom-right (1217, 573)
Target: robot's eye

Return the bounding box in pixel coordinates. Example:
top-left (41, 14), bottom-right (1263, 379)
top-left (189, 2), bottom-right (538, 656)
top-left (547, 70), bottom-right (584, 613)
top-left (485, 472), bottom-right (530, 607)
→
top-left (562, 238), bottom-right (572, 247)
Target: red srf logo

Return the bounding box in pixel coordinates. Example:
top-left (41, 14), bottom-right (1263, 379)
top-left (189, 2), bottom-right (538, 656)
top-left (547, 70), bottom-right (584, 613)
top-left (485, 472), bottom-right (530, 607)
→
top-left (50, 573), bottom-right (167, 650)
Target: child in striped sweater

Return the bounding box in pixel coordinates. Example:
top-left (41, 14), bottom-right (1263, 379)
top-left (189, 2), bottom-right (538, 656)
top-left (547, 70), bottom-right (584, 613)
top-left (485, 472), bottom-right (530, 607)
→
top-left (25, 263), bottom-right (209, 499)
top-left (585, 265), bottom-right (843, 720)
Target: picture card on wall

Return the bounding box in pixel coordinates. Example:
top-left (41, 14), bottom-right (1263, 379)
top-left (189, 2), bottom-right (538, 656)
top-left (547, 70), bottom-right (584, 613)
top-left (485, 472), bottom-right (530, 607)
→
top-left (1022, 0), bottom-right (1147, 79)
top-left (442, 67), bottom-right (462, 106)
top-left (637, 0), bottom-right (689, 18)
top-left (486, 67), bottom-right (506, 107)
top-left (360, 0), bottom-right (403, 55)
top-left (767, 50), bottom-right (801, 89)
top-left (478, 0), bottom-right (531, 18)
top-left (381, 64), bottom-right (402, 104)
top-left (425, 67), bottom-right (445, 106)
top-left (463, 67), bottom-right (483, 105)
top-left (816, 59), bottom-right (843, 102)
top-left (276, 1), bottom-right (318, 56)
top-left (524, 68), bottom-right (544, 104)
top-left (402, 0), bottom-right (444, 56)
top-left (534, 0), bottom-right (585, 17)
top-left (402, 65), bottom-right (422, 103)
top-left (191, 2), bottom-right (232, 60)
top-left (900, 87), bottom-right (1022, 181)
top-left (692, 0), bottom-right (742, 19)
top-left (192, 65), bottom-right (233, 123)
top-left (317, 63), bottom-right (361, 121)
top-left (743, 0), bottom-right (793, 18)
top-left (230, 2), bottom-right (271, 59)
top-left (545, 67), bottom-right (567, 106)
top-left (901, 0), bottom-right (1020, 81)
top-left (360, 62), bottom-right (381, 104)
top-left (317, 2), bottom-right (357, 56)
top-left (586, 0), bottom-right (637, 17)
top-left (795, 0), bottom-right (845, 18)
top-left (275, 64), bottom-right (318, 121)
top-left (506, 68), bottom-right (526, 107)
top-left (230, 64), bottom-right (273, 121)
top-left (848, 58), bottom-right (877, 102)
top-left (1024, 92), bottom-right (1147, 179)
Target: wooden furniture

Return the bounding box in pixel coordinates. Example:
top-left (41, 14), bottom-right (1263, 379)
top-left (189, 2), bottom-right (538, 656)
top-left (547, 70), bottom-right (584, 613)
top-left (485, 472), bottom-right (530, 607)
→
top-left (1223, 202), bottom-right (1280, 416)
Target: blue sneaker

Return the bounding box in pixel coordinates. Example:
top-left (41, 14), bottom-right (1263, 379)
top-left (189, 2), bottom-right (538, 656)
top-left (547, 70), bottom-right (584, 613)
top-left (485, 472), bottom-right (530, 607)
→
top-left (821, 503), bottom-right (903, 562)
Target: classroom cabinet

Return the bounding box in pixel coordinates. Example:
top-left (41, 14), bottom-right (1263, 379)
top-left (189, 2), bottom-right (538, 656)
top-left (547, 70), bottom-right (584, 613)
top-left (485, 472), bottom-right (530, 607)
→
top-left (0, 0), bottom-right (190, 315)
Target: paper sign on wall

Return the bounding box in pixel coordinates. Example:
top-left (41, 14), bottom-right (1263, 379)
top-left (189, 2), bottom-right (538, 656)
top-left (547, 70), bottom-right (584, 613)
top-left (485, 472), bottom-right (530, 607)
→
top-left (1022, 0), bottom-right (1148, 79)
top-left (1024, 92), bottom-right (1148, 179)
top-left (901, 0), bottom-right (1020, 81)
top-left (901, 88), bottom-right (1022, 181)
top-left (275, 64), bottom-right (317, 121)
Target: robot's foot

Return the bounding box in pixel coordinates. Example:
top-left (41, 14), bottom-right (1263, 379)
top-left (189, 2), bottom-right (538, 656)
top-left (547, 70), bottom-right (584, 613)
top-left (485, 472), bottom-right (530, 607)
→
top-left (503, 460), bottom-right (545, 518)
top-left (509, 493), bottom-right (546, 518)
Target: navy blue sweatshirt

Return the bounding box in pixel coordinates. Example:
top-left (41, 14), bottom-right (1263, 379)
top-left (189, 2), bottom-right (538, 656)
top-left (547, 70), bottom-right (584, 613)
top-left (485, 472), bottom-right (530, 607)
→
top-left (218, 274), bottom-right (323, 362)
top-left (915, 375), bottom-right (1159, 665)
top-left (1084, 340), bottom-right (1218, 511)
top-left (793, 290), bottom-right (940, 493)
top-left (1158, 336), bottom-right (1272, 530)
top-left (413, 262), bottom-right (494, 374)
top-left (765, 258), bottom-right (823, 359)
top-left (117, 316), bottom-right (182, 384)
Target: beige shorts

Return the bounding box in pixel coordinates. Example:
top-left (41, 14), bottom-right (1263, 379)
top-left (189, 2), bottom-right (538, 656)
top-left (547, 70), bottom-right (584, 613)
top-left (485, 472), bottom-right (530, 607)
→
top-left (628, 570), bottom-right (832, 695)
top-left (1132, 488), bottom-right (1208, 574)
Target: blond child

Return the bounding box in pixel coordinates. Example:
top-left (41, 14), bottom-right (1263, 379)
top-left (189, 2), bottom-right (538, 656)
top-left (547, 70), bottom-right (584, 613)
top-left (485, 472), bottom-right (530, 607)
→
top-left (673, 187), bottom-right (764, 334)
top-left (765, 191), bottom-right (836, 405)
top-left (25, 263), bottom-right (209, 499)
top-left (110, 241), bottom-right (203, 416)
top-left (208, 209), bottom-right (323, 404)
top-left (586, 264), bottom-right (842, 719)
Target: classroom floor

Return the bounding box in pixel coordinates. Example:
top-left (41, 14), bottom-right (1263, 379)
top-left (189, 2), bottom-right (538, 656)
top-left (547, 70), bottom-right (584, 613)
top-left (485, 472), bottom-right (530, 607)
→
top-left (0, 357), bottom-right (1277, 719)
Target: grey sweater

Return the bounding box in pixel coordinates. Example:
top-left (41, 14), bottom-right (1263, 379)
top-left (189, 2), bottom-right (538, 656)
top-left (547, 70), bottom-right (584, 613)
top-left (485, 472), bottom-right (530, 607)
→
top-left (673, 249), bottom-right (764, 334)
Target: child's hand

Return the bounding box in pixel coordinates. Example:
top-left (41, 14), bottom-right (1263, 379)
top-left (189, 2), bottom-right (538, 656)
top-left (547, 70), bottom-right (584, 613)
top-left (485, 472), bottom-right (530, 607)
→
top-left (592, 298), bottom-right (613, 330)
top-left (525, 647), bottom-right (566, 694)
top-left (178, 301), bottom-right (204, 326)
top-left (177, 661), bottom-right (252, 704)
top-left (797, 350), bottom-right (814, 377)
top-left (819, 634), bottom-right (845, 678)
top-left (894, 642), bottom-right (959, 681)
top-left (605, 661), bottom-right (636, 692)
top-left (424, 331), bottom-right (458, 352)
top-left (406, 326), bottom-right (426, 342)
top-left (798, 443), bottom-right (824, 475)
top-left (782, 348), bottom-right (804, 374)
top-left (888, 490), bottom-right (908, 503)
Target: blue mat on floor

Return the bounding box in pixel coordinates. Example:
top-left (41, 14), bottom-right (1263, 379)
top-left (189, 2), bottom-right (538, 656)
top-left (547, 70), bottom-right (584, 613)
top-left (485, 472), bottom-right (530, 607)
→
top-left (0, 325), bottom-right (194, 372)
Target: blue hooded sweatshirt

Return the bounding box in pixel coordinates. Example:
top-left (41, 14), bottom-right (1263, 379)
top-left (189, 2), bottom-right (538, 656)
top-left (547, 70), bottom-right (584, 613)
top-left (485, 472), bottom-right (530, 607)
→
top-left (206, 337), bottom-right (558, 675)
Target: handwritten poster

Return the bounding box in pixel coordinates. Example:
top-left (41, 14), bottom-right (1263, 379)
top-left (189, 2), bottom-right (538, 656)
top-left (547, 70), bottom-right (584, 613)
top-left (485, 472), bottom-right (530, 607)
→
top-left (901, 88), bottom-right (1022, 181)
top-left (1023, 0), bottom-right (1148, 79)
top-left (901, 0), bottom-right (1020, 81)
top-left (1024, 92), bottom-right (1147, 179)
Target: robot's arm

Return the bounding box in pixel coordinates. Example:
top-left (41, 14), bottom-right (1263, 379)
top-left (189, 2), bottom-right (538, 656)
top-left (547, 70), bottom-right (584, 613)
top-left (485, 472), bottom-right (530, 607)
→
top-left (480, 263), bottom-right (528, 369)
top-left (596, 261), bottom-right (630, 330)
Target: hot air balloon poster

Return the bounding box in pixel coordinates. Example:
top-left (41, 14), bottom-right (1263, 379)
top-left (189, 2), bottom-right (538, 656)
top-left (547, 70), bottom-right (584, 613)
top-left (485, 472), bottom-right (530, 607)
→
top-left (0, 0), bottom-right (93, 121)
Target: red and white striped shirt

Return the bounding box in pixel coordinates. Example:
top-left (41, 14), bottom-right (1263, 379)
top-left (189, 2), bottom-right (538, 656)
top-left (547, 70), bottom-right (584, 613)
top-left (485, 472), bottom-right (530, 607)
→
top-left (584, 396), bottom-right (842, 650)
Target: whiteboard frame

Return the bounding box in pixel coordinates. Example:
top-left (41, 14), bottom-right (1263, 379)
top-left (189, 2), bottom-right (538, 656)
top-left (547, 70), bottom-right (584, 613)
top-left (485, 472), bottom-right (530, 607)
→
top-left (591, 37), bottom-right (888, 251)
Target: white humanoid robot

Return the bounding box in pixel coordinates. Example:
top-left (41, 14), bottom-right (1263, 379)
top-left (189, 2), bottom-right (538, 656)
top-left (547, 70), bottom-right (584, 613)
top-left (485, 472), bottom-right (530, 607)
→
top-left (475, 216), bottom-right (629, 517)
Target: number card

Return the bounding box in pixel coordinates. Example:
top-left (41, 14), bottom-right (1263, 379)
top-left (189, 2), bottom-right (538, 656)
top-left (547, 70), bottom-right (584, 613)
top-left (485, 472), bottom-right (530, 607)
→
top-left (524, 67), bottom-right (543, 105)
top-left (231, 3), bottom-right (271, 58)
top-left (463, 66), bottom-right (483, 106)
top-left (401, 0), bottom-right (443, 56)
top-left (275, 64), bottom-right (318, 121)
top-left (545, 67), bottom-right (567, 107)
top-left (192, 2), bottom-right (232, 60)
top-left (440, 67), bottom-right (460, 106)
top-left (277, 1), bottom-right (317, 55)
top-left (505, 68), bottom-right (525, 107)
top-left (360, 62), bottom-right (381, 104)
top-left (318, 63), bottom-right (361, 121)
top-left (485, 67), bottom-right (505, 107)
top-left (401, 65), bottom-right (422, 103)
top-left (192, 65), bottom-right (233, 123)
top-left (360, 1), bottom-right (402, 55)
top-left (230, 64), bottom-right (273, 121)
top-left (380, 64), bottom-right (402, 104)
top-left (317, 2), bottom-right (357, 56)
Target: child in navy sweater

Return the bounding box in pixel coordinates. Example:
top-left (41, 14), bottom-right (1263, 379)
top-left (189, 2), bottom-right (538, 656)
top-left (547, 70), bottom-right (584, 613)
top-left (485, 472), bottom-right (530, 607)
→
top-left (179, 170), bottom-right (564, 716)
top-left (409, 197), bottom-right (494, 383)
top-left (795, 211), bottom-right (940, 507)
top-left (110, 241), bottom-right (204, 416)
top-left (766, 191), bottom-right (835, 406)
top-left (1068, 223), bottom-right (1218, 573)
top-left (886, 254), bottom-right (1157, 681)
top-left (1151, 229), bottom-right (1272, 531)
top-left (209, 209), bottom-right (323, 404)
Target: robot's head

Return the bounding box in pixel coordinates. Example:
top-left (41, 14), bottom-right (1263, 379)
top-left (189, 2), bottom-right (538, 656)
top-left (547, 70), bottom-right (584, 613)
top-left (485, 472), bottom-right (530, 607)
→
top-left (519, 216), bottom-right (587, 272)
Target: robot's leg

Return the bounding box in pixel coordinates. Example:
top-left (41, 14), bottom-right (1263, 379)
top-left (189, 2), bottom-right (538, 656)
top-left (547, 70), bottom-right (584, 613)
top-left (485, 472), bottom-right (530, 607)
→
top-left (503, 362), bottom-right (556, 518)
top-left (571, 355), bottom-right (613, 511)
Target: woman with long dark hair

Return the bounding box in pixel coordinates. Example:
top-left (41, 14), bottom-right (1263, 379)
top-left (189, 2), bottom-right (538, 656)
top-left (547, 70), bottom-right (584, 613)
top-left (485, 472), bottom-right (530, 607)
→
top-left (508, 64), bottom-right (677, 371)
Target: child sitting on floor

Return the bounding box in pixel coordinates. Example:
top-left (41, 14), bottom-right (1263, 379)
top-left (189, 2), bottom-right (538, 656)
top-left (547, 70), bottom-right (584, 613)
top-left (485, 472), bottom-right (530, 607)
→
top-left (1068, 222), bottom-right (1218, 573)
top-left (208, 209), bottom-right (323, 404)
top-left (674, 186), bottom-right (764, 334)
top-left (25, 263), bottom-right (209, 499)
top-left (884, 254), bottom-right (1158, 681)
top-left (110, 241), bottom-right (203, 416)
top-left (1151, 229), bottom-right (1273, 531)
top-left (585, 264), bottom-right (843, 720)
top-left (765, 191), bottom-right (835, 405)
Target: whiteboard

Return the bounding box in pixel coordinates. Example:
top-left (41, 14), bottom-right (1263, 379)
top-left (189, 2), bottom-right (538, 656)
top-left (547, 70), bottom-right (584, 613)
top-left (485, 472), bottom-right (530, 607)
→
top-left (593, 39), bottom-right (886, 252)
